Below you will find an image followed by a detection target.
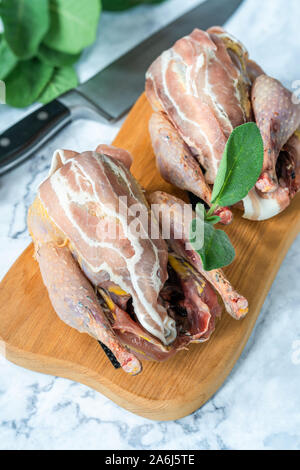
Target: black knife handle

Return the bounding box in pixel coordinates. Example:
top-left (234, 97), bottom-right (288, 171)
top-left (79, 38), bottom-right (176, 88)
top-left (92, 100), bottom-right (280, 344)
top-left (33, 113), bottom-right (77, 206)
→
top-left (0, 100), bottom-right (71, 175)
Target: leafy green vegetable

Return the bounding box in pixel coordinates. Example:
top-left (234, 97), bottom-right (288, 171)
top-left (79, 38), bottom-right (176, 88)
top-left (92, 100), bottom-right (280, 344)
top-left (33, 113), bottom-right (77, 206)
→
top-left (190, 218), bottom-right (235, 271)
top-left (38, 44), bottom-right (80, 67)
top-left (5, 59), bottom-right (53, 108)
top-left (43, 0), bottom-right (101, 54)
top-left (0, 0), bottom-right (163, 108)
top-left (190, 123), bottom-right (264, 271)
top-left (211, 122), bottom-right (264, 207)
top-left (38, 66), bottom-right (78, 103)
top-left (102, 0), bottom-right (166, 11)
top-left (0, 0), bottom-right (50, 59)
top-left (0, 35), bottom-right (18, 80)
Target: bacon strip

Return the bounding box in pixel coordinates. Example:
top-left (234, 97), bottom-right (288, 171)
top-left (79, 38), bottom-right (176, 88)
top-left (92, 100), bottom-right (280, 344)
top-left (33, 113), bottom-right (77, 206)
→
top-left (146, 28), bottom-right (250, 184)
top-left (146, 27), bottom-right (300, 221)
top-left (95, 144), bottom-right (133, 170)
top-left (38, 151), bottom-right (177, 346)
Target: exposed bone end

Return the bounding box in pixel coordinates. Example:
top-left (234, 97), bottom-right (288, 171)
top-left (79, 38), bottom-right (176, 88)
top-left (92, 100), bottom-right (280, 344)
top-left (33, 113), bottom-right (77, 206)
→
top-left (225, 296), bottom-right (248, 320)
top-left (214, 206), bottom-right (233, 225)
top-left (255, 171), bottom-right (278, 193)
top-left (122, 356), bottom-right (142, 375)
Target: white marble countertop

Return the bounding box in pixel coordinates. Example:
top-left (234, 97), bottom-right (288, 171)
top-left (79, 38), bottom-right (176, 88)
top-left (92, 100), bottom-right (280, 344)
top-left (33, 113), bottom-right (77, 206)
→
top-left (0, 0), bottom-right (300, 450)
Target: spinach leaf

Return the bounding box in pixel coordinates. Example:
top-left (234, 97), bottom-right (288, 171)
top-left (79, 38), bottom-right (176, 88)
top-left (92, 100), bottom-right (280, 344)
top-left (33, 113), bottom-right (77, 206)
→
top-left (0, 35), bottom-right (18, 80)
top-left (102, 0), bottom-right (166, 11)
top-left (38, 66), bottom-right (78, 104)
top-left (44, 0), bottom-right (101, 54)
top-left (0, 0), bottom-right (50, 59)
top-left (211, 122), bottom-right (264, 207)
top-left (38, 44), bottom-right (80, 67)
top-left (5, 59), bottom-right (53, 108)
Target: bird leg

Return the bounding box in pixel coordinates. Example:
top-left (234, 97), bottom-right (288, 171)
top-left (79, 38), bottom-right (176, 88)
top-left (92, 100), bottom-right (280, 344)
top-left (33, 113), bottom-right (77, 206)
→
top-left (252, 75), bottom-right (300, 193)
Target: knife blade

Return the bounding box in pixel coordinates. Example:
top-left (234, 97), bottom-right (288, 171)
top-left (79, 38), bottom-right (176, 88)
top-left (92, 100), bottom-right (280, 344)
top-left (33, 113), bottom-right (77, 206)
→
top-left (0, 0), bottom-right (243, 175)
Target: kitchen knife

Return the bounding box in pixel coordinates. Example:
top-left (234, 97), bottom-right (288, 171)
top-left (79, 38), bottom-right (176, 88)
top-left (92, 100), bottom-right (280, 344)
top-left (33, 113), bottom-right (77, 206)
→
top-left (0, 0), bottom-right (243, 175)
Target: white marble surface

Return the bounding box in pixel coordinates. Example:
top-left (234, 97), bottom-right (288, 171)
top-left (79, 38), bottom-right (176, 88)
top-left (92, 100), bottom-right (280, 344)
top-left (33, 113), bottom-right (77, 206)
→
top-left (0, 0), bottom-right (300, 450)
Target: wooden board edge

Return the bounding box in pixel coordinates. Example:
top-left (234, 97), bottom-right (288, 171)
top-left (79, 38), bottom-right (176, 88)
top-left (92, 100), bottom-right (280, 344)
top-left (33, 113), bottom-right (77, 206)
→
top-left (0, 219), bottom-right (296, 421)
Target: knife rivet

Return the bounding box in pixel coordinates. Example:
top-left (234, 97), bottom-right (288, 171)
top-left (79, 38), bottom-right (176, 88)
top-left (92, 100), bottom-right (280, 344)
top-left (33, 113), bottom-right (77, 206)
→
top-left (0, 137), bottom-right (10, 147)
top-left (37, 111), bottom-right (48, 121)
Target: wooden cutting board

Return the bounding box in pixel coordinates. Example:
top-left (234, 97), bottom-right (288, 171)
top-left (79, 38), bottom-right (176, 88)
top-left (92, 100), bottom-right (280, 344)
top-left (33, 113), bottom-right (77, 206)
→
top-left (1, 94), bottom-right (300, 421)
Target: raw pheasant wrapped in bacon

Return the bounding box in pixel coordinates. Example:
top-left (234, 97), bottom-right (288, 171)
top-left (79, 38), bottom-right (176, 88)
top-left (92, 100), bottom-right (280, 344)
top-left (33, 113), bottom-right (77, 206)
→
top-left (28, 146), bottom-right (247, 374)
top-left (146, 27), bottom-right (300, 221)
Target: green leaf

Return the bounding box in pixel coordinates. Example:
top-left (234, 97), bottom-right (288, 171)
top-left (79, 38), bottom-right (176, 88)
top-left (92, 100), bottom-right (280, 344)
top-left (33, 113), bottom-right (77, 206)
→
top-left (5, 59), bottom-right (53, 108)
top-left (196, 202), bottom-right (220, 225)
top-left (102, 0), bottom-right (166, 11)
top-left (0, 35), bottom-right (18, 80)
top-left (0, 0), bottom-right (50, 59)
top-left (204, 214), bottom-right (221, 225)
top-left (38, 66), bottom-right (78, 104)
top-left (190, 219), bottom-right (235, 271)
top-left (211, 122), bottom-right (264, 207)
top-left (38, 43), bottom-right (80, 67)
top-left (44, 0), bottom-right (101, 54)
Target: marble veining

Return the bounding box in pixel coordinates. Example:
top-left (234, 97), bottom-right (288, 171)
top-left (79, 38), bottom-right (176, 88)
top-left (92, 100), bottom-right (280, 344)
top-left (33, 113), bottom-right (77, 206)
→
top-left (0, 0), bottom-right (300, 450)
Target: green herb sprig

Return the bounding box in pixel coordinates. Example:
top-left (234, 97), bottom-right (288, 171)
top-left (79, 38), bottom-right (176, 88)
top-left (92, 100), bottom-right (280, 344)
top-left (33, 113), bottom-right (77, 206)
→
top-left (190, 122), bottom-right (264, 271)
